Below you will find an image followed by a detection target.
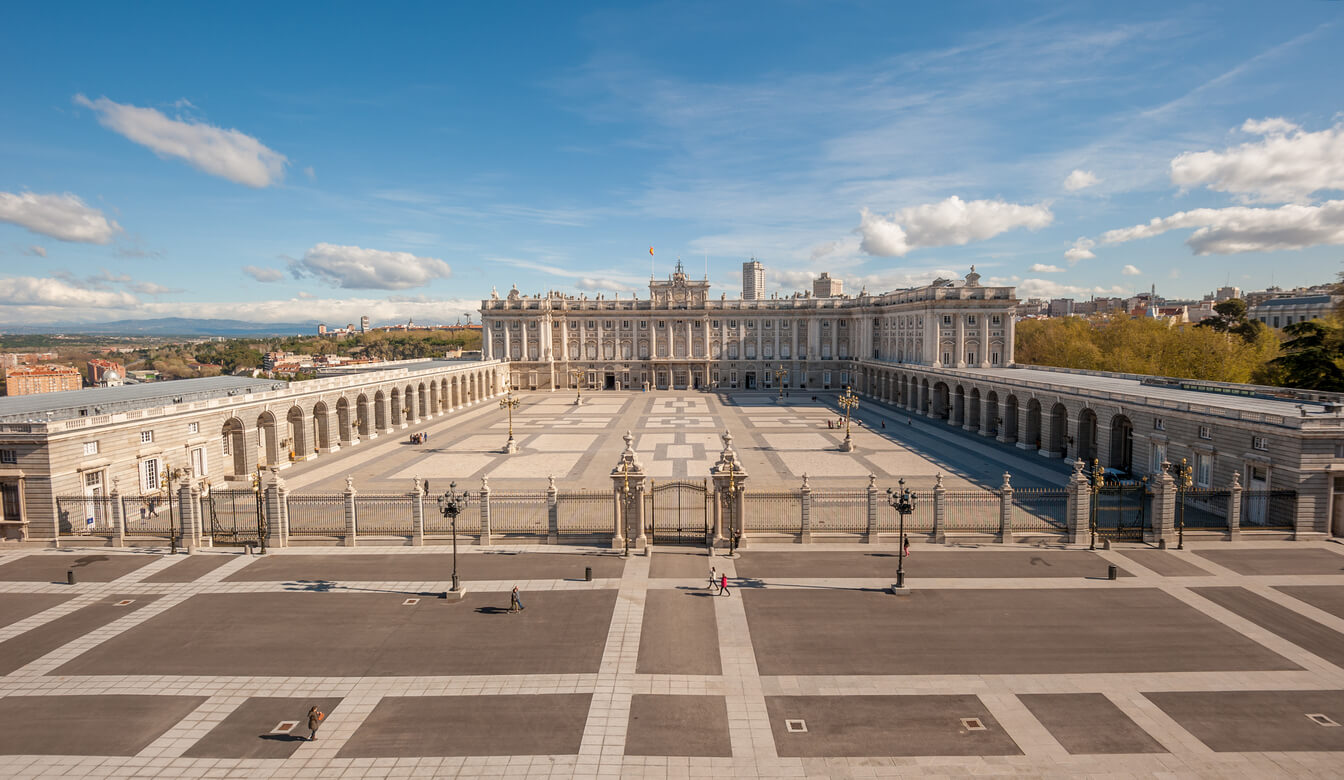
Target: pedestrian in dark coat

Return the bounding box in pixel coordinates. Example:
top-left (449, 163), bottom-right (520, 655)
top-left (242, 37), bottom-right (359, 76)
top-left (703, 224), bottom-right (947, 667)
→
top-left (510, 585), bottom-right (524, 613)
top-left (307, 706), bottom-right (324, 740)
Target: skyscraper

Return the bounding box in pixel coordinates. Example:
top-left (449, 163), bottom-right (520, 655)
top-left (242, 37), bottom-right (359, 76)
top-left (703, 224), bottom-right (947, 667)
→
top-left (742, 259), bottom-right (764, 300)
top-left (359, 315), bottom-right (370, 333)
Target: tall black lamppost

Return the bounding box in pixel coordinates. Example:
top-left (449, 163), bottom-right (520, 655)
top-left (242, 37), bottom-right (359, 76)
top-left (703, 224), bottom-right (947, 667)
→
top-left (437, 482), bottom-right (470, 595)
top-left (162, 462), bottom-right (177, 555)
top-left (1173, 458), bottom-right (1193, 550)
top-left (725, 469), bottom-right (741, 557)
top-left (886, 479), bottom-right (916, 589)
top-left (1087, 458), bottom-right (1101, 550)
top-left (499, 382), bottom-right (520, 453)
top-left (619, 459), bottom-right (634, 558)
top-left (774, 365), bottom-right (786, 399)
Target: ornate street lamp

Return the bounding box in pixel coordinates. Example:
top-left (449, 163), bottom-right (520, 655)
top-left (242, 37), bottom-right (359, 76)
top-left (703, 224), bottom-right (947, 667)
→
top-left (437, 482), bottom-right (470, 595)
top-left (161, 463), bottom-right (177, 555)
top-left (838, 386), bottom-right (859, 452)
top-left (725, 468), bottom-right (742, 557)
top-left (886, 479), bottom-right (917, 589)
top-left (1173, 458), bottom-right (1193, 550)
top-left (619, 458), bottom-right (634, 558)
top-left (252, 465), bottom-right (267, 554)
top-left (570, 368), bottom-right (585, 406)
top-left (499, 382), bottom-right (520, 453)
top-left (774, 364), bottom-right (786, 398)
top-left (1087, 458), bottom-right (1102, 550)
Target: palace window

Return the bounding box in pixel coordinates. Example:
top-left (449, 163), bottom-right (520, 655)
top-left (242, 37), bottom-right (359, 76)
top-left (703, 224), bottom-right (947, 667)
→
top-left (640, 321), bottom-right (648, 329)
top-left (1153, 418), bottom-right (1165, 431)
top-left (139, 458), bottom-right (160, 493)
top-left (622, 321), bottom-right (630, 329)
top-left (83, 441), bottom-right (99, 456)
top-left (1252, 436), bottom-right (1269, 451)
top-left (140, 430), bottom-right (154, 444)
top-left (657, 321), bottom-right (665, 329)
top-left (943, 315), bottom-right (952, 325)
top-left (992, 315), bottom-right (1001, 325)
top-left (1195, 453), bottom-right (1211, 488)
top-left (1199, 426), bottom-right (1212, 440)
top-left (968, 315), bottom-right (976, 325)
top-left (187, 422), bottom-right (199, 434)
top-left (0, 449), bottom-right (16, 464)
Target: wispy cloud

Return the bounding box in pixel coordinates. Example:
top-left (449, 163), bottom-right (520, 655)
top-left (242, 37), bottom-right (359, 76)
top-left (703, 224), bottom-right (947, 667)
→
top-left (0, 191), bottom-right (121, 244)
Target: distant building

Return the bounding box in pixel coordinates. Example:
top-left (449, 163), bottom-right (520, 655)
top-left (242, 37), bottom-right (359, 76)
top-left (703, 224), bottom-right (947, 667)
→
top-left (359, 315), bottom-right (370, 333)
top-left (4, 365), bottom-right (82, 396)
top-left (86, 359), bottom-right (125, 388)
top-left (1, 352), bottom-right (58, 371)
top-left (813, 272), bottom-right (843, 298)
top-left (1250, 294), bottom-right (1342, 329)
top-left (318, 324), bottom-right (327, 335)
top-left (742, 260), bottom-right (765, 301)
top-left (1048, 298), bottom-right (1075, 317)
top-left (1215, 286), bottom-right (1241, 302)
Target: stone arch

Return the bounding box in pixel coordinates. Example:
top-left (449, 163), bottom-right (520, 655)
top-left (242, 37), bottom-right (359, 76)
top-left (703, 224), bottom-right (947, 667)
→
top-left (390, 387), bottom-right (404, 428)
top-left (1003, 394), bottom-right (1020, 443)
top-left (968, 387), bottom-right (982, 431)
top-left (286, 405), bottom-right (307, 461)
top-left (1047, 402), bottom-right (1068, 457)
top-left (336, 397), bottom-right (353, 444)
top-left (429, 381), bottom-right (439, 416)
top-left (951, 385), bottom-right (965, 426)
top-left (1077, 407), bottom-right (1098, 464)
top-left (373, 390), bottom-right (388, 431)
top-left (256, 410), bottom-right (280, 467)
top-left (403, 383), bottom-right (417, 423)
top-left (222, 417), bottom-right (247, 476)
top-left (931, 381), bottom-right (950, 419)
top-left (312, 400), bottom-right (331, 451)
top-left (1109, 414), bottom-right (1134, 472)
top-left (984, 390), bottom-right (999, 436)
top-left (1025, 398), bottom-right (1043, 451)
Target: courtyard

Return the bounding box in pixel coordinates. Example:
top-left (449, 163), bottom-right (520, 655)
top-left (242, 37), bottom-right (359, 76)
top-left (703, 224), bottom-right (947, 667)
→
top-left (1, 540), bottom-right (1343, 777)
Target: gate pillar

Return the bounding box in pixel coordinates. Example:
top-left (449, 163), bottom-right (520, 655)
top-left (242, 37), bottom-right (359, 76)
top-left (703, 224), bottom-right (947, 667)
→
top-left (1227, 471), bottom-right (1242, 540)
top-left (178, 468), bottom-right (201, 553)
top-left (109, 480), bottom-right (125, 548)
top-left (610, 431), bottom-right (647, 550)
top-left (710, 430), bottom-right (749, 549)
top-left (267, 468), bottom-right (289, 549)
top-left (1067, 460), bottom-right (1090, 545)
top-left (1150, 462), bottom-right (1175, 544)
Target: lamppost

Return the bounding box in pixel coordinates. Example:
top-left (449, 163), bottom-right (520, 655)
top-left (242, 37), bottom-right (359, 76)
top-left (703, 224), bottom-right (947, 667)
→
top-left (1088, 458), bottom-right (1101, 550)
top-left (838, 386), bottom-right (858, 452)
top-left (1174, 457), bottom-right (1193, 550)
top-left (570, 369), bottom-right (584, 406)
top-left (161, 463), bottom-right (177, 555)
top-left (725, 468), bottom-right (741, 557)
top-left (437, 482), bottom-right (470, 595)
top-left (253, 465), bottom-right (267, 554)
top-left (499, 382), bottom-right (520, 453)
top-left (886, 479), bottom-right (917, 589)
top-left (774, 365), bottom-right (786, 399)
top-left (619, 458), bottom-right (634, 558)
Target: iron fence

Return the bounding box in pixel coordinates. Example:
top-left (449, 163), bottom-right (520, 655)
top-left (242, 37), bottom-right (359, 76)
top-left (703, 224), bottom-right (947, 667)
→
top-left (1011, 488), bottom-right (1069, 533)
top-left (880, 500), bottom-right (936, 533)
top-left (556, 490), bottom-right (610, 534)
top-left (744, 491), bottom-right (803, 532)
top-left (122, 495), bottom-right (176, 537)
top-left (423, 493), bottom-right (477, 535)
top-left (55, 495), bottom-right (118, 536)
top-left (1178, 488), bottom-right (1231, 530)
top-left (942, 490), bottom-right (1000, 532)
top-left (205, 489), bottom-right (261, 544)
top-left (286, 494), bottom-right (346, 536)
top-left (809, 489), bottom-right (868, 532)
top-left (354, 495), bottom-right (414, 534)
top-left (489, 491), bottom-right (548, 533)
top-left (1241, 490), bottom-right (1296, 531)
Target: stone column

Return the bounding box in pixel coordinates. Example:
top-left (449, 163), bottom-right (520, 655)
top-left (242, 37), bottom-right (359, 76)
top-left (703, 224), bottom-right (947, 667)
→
top-left (865, 474), bottom-right (878, 544)
top-left (954, 313), bottom-right (965, 368)
top-left (1067, 459), bottom-right (1090, 545)
top-left (998, 472), bottom-right (1013, 544)
top-left (1015, 403), bottom-right (1033, 450)
top-left (1227, 471), bottom-right (1242, 540)
top-left (109, 480), bottom-right (125, 548)
top-left (320, 405), bottom-right (340, 452)
top-left (411, 477), bottom-right (425, 547)
top-left (268, 468), bottom-right (289, 549)
top-left (932, 473), bottom-right (946, 544)
top-left (1150, 462), bottom-right (1175, 544)
top-left (342, 475), bottom-right (357, 548)
top-left (996, 402), bottom-right (1013, 444)
top-left (610, 432), bottom-right (647, 550)
top-left (546, 475), bottom-right (559, 545)
top-left (799, 474), bottom-right (812, 544)
top-left (479, 476), bottom-right (492, 546)
top-left (178, 470), bottom-right (200, 552)
top-left (978, 398), bottom-right (994, 436)
top-left (710, 430), bottom-right (749, 549)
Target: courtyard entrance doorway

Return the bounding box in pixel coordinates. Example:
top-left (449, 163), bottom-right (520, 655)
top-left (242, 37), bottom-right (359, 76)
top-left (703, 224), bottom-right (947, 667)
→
top-left (647, 479), bottom-right (710, 546)
top-left (1092, 482), bottom-right (1148, 542)
top-left (205, 488), bottom-right (263, 547)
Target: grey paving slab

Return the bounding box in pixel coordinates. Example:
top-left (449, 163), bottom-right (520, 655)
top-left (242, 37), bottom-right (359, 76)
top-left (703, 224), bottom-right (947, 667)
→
top-left (0, 593), bottom-right (161, 674)
top-left (182, 697), bottom-right (344, 759)
top-left (337, 694), bottom-right (591, 757)
top-left (636, 589), bottom-right (721, 675)
top-left (140, 553), bottom-right (237, 582)
top-left (1277, 585), bottom-right (1344, 621)
top-left (625, 694), bottom-right (732, 757)
top-left (1145, 690), bottom-right (1344, 752)
top-left (52, 589), bottom-right (617, 677)
top-left (1116, 549), bottom-right (1212, 577)
top-left (743, 587), bottom-right (1297, 675)
top-left (650, 548), bottom-right (717, 579)
top-left (0, 552), bottom-right (161, 582)
top-left (734, 550), bottom-right (1128, 579)
top-left (1017, 693), bottom-right (1166, 755)
top-left (0, 695), bottom-right (206, 755)
top-left (224, 551), bottom-right (623, 582)
top-left (1193, 548), bottom-right (1344, 575)
top-left (0, 592), bottom-right (72, 629)
top-left (1192, 586), bottom-right (1344, 669)
top-left (765, 694), bottom-right (1021, 757)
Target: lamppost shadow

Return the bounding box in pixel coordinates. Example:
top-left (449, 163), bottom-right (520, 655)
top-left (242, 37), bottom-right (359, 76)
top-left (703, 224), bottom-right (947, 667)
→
top-left (281, 579), bottom-right (443, 597)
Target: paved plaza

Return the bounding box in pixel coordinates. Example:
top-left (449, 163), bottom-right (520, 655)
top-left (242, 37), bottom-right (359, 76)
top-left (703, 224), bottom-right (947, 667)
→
top-left (280, 390), bottom-right (1072, 494)
top-left (2, 540), bottom-right (1344, 777)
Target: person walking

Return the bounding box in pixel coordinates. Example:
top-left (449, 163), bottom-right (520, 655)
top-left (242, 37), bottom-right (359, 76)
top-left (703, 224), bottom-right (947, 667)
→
top-left (423, 479), bottom-right (430, 495)
top-left (307, 706), bottom-right (324, 741)
top-left (719, 572), bottom-right (731, 597)
top-left (708, 566), bottom-right (718, 593)
top-left (509, 585), bottom-right (525, 613)
top-left (902, 535), bottom-right (910, 558)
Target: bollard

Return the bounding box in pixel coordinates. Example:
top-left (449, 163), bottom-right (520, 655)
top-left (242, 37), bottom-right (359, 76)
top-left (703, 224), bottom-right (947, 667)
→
top-left (67, 570), bottom-right (76, 586)
top-left (585, 566), bottom-right (592, 582)
top-left (1107, 564), bottom-right (1117, 581)
top-left (1158, 539), bottom-right (1167, 550)
top-left (1103, 538), bottom-right (1112, 550)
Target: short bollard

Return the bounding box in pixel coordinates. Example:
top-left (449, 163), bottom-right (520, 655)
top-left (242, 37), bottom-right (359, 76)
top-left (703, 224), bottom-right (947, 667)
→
top-left (67, 570), bottom-right (76, 586)
top-left (1107, 564), bottom-right (1118, 581)
top-left (1158, 539), bottom-right (1167, 550)
top-left (584, 566), bottom-right (592, 582)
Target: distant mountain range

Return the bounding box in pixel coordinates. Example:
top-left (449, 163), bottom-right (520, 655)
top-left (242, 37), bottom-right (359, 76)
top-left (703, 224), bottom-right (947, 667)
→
top-left (0, 318), bottom-right (325, 337)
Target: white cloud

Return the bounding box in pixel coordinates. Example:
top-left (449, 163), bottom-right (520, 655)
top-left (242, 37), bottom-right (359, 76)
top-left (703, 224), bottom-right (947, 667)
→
top-left (575, 278), bottom-right (637, 293)
top-left (0, 191), bottom-right (121, 244)
top-left (858, 196), bottom-right (1052, 257)
top-left (74, 94), bottom-right (287, 188)
top-left (1100, 200), bottom-right (1344, 255)
top-left (291, 243), bottom-right (451, 290)
top-left (1016, 278), bottom-right (1128, 299)
top-left (1063, 237), bottom-right (1096, 263)
top-left (0, 276), bottom-right (138, 308)
top-left (243, 265), bottom-right (285, 283)
top-left (25, 245), bottom-right (46, 257)
top-left (127, 281), bottom-right (182, 295)
top-left (1170, 118), bottom-right (1344, 204)
top-left (1121, 264), bottom-right (1142, 276)
top-left (1063, 169), bottom-right (1100, 191)
top-left (1029, 263), bottom-right (1063, 273)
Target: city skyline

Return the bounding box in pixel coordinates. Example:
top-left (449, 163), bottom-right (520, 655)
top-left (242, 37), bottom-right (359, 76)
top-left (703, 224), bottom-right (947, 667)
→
top-left (1, 2), bottom-right (1342, 326)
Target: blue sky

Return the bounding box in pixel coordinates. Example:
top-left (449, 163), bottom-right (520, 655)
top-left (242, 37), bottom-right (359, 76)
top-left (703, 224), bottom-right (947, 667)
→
top-left (1, 1), bottom-right (1341, 326)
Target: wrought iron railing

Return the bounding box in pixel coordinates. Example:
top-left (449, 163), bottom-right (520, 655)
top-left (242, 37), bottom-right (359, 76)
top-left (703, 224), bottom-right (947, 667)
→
top-left (744, 491), bottom-right (802, 532)
top-left (489, 491), bottom-right (548, 533)
top-left (1011, 487), bottom-right (1069, 533)
top-left (354, 495), bottom-right (413, 534)
top-left (809, 489), bottom-right (868, 532)
top-left (556, 490), bottom-right (609, 534)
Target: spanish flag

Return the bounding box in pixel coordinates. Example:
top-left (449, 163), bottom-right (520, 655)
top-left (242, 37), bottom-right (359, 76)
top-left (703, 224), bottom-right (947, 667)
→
top-left (649, 246), bottom-right (654, 257)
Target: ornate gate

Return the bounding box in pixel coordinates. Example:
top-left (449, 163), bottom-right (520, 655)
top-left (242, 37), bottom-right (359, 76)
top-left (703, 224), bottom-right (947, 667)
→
top-left (1092, 482), bottom-right (1149, 542)
top-left (646, 479), bottom-right (710, 545)
top-left (205, 489), bottom-right (263, 547)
